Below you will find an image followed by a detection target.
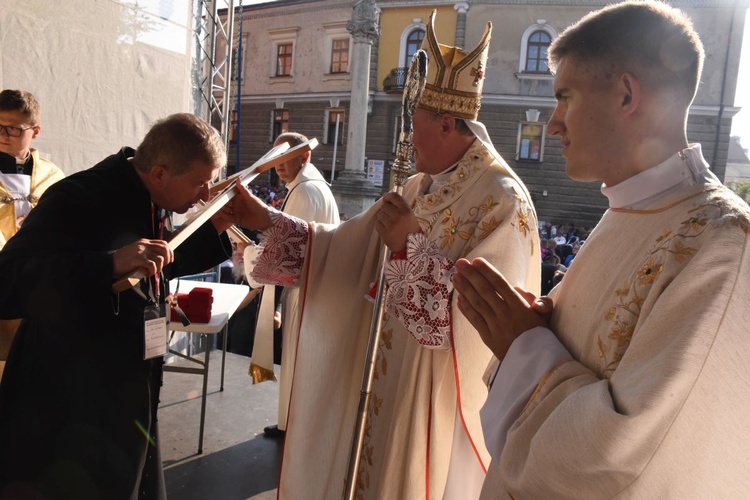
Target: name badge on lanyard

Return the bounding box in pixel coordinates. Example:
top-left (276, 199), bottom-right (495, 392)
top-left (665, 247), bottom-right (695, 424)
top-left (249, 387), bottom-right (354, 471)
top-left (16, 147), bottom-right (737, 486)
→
top-left (144, 303), bottom-right (168, 359)
top-left (143, 202), bottom-right (169, 360)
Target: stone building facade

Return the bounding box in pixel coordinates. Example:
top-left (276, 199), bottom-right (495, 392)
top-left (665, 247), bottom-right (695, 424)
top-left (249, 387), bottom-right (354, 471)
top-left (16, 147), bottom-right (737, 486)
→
top-left (226, 0), bottom-right (746, 226)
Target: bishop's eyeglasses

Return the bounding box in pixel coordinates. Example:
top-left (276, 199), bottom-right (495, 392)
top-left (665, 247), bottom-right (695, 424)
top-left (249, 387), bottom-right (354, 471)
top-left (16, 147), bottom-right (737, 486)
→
top-left (0, 125), bottom-right (35, 138)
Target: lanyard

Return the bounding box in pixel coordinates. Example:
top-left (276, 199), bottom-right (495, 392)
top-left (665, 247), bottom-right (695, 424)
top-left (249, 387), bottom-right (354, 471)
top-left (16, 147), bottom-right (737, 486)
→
top-left (150, 202), bottom-right (167, 303)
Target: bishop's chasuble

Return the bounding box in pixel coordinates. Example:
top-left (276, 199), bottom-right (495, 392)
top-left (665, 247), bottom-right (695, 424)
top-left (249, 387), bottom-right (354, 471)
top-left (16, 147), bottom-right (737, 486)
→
top-left (249, 138), bottom-right (540, 499)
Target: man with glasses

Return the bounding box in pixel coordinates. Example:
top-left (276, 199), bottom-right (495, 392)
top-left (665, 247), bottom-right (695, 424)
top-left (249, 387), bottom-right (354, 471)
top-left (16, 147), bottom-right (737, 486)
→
top-left (0, 89), bottom-right (64, 250)
top-left (0, 89), bottom-right (64, 381)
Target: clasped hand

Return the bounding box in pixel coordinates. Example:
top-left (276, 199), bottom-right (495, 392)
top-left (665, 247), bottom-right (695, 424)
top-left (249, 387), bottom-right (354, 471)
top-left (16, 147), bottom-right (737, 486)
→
top-left (112, 239), bottom-right (173, 278)
top-left (453, 257), bottom-right (553, 361)
top-left (375, 192), bottom-right (420, 253)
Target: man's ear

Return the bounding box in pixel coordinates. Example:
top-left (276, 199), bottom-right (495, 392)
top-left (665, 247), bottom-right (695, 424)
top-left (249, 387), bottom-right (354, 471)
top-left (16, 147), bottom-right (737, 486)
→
top-left (31, 125), bottom-right (41, 139)
top-left (620, 72), bottom-right (640, 114)
top-left (149, 165), bottom-right (169, 186)
top-left (441, 114), bottom-right (456, 134)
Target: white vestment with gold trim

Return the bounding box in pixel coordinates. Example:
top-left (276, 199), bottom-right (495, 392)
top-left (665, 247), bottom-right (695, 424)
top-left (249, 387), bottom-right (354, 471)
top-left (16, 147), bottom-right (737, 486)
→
top-left (481, 145), bottom-right (750, 498)
top-left (252, 139), bottom-right (540, 499)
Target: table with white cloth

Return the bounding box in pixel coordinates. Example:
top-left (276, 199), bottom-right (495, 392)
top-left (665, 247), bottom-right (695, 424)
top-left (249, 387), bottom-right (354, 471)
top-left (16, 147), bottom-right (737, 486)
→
top-left (164, 278), bottom-right (249, 454)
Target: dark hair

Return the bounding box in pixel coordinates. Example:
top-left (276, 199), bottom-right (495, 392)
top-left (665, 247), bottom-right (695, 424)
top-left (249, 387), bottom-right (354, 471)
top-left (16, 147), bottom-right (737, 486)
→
top-left (133, 113), bottom-right (225, 176)
top-left (430, 113), bottom-right (474, 137)
top-left (549, 0), bottom-right (704, 104)
top-left (0, 89), bottom-right (41, 125)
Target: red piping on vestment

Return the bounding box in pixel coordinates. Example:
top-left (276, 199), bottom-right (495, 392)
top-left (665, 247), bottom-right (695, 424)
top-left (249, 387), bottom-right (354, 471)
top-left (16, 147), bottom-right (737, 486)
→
top-left (451, 320), bottom-right (489, 474)
top-left (426, 381), bottom-right (433, 500)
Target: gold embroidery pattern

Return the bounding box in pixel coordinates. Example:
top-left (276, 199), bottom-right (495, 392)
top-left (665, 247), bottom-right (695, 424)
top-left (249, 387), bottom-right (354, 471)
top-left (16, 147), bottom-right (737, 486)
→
top-left (412, 142), bottom-right (539, 256)
top-left (416, 145), bottom-right (490, 212)
top-left (419, 87), bottom-right (482, 118)
top-left (597, 193), bottom-right (750, 376)
top-left (415, 146), bottom-right (493, 251)
top-left (599, 236), bottom-right (686, 375)
top-left (357, 324), bottom-right (393, 497)
top-left (514, 205), bottom-right (532, 238)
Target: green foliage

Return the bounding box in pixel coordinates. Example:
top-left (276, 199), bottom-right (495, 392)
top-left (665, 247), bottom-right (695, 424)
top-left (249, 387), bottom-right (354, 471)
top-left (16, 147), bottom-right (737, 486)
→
top-left (729, 180), bottom-right (750, 203)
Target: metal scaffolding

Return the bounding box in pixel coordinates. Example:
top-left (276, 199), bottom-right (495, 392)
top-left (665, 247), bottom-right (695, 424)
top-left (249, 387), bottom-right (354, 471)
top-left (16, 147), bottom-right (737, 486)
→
top-left (193, 0), bottom-right (236, 179)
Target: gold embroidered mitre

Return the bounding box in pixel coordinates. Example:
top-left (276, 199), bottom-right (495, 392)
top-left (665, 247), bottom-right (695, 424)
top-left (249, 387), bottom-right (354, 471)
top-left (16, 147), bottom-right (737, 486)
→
top-left (418, 10), bottom-right (492, 120)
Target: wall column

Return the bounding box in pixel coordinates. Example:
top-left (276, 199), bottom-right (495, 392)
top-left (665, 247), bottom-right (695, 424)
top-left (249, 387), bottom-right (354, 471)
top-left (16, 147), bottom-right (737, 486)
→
top-left (333, 0), bottom-right (382, 218)
top-left (454, 2), bottom-right (469, 47)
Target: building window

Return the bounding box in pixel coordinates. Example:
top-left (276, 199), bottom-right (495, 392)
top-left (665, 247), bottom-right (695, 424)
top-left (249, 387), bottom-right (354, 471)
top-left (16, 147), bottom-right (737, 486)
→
top-left (271, 109), bottom-right (289, 142)
top-left (324, 109), bottom-right (345, 145)
top-left (229, 109), bottom-right (238, 143)
top-left (276, 43), bottom-right (293, 76)
top-left (525, 31), bottom-right (551, 73)
top-left (330, 39), bottom-right (349, 74)
top-left (404, 29), bottom-right (425, 67)
top-left (517, 122), bottom-right (545, 161)
top-left (518, 22), bottom-right (556, 75)
top-left (269, 27), bottom-right (298, 79)
top-left (323, 23), bottom-right (350, 78)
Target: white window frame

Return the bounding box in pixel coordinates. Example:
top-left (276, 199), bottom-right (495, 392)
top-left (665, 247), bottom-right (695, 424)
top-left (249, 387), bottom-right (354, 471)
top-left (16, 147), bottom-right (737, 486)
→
top-left (323, 108), bottom-right (346, 145)
top-left (399, 20), bottom-right (426, 69)
top-left (269, 27), bottom-right (299, 79)
top-left (324, 23), bottom-right (351, 77)
top-left (516, 121), bottom-right (546, 162)
top-left (269, 105), bottom-right (288, 143)
top-left (518, 21), bottom-right (557, 77)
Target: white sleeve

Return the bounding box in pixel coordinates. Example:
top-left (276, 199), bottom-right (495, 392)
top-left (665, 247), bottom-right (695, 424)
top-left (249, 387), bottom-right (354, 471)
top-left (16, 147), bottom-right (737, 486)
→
top-left (480, 326), bottom-right (571, 461)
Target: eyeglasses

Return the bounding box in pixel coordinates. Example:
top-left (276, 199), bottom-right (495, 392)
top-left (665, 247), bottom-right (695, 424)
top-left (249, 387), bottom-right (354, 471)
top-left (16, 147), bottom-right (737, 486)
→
top-left (0, 125), bottom-right (35, 138)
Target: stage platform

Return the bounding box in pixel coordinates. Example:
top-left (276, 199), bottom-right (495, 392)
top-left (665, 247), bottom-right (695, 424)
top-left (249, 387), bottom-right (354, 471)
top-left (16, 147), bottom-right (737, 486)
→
top-left (160, 350), bottom-right (282, 500)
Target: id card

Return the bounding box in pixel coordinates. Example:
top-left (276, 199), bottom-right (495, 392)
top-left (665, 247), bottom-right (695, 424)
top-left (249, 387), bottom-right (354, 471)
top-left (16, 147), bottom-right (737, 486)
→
top-left (144, 303), bottom-right (168, 359)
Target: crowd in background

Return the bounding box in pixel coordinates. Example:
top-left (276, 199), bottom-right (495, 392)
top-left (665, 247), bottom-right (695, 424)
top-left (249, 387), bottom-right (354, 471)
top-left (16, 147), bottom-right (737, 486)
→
top-left (538, 222), bottom-right (591, 295)
top-left (251, 184), bottom-right (287, 209)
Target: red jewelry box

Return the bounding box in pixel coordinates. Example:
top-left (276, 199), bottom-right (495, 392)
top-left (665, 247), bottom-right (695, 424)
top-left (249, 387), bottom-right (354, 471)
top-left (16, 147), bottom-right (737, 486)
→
top-left (169, 288), bottom-right (214, 323)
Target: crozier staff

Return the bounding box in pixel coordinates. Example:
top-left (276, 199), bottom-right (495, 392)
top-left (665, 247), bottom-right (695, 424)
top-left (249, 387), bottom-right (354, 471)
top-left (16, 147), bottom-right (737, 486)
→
top-left (224, 11), bottom-right (540, 499)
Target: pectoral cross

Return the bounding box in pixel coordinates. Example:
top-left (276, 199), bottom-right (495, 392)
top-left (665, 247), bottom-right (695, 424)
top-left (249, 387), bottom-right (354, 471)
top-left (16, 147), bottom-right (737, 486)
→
top-left (471, 62), bottom-right (484, 87)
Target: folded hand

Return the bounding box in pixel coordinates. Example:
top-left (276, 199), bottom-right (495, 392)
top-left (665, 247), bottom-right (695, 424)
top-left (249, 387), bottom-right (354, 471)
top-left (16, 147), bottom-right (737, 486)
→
top-left (453, 257), bottom-right (552, 361)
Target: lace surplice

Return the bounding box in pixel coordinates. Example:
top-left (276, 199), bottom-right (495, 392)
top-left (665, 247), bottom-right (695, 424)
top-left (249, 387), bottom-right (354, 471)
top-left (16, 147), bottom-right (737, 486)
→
top-left (250, 210), bottom-right (455, 350)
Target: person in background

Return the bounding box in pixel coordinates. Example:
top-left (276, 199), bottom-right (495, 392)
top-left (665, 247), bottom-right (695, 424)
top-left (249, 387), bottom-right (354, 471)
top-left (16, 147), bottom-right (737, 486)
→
top-left (540, 252), bottom-right (565, 296)
top-left (452, 1), bottom-right (750, 497)
top-left (0, 89), bottom-right (63, 249)
top-left (0, 89), bottom-right (65, 381)
top-left (247, 131), bottom-right (340, 440)
top-left (539, 238), bottom-right (549, 261)
top-left (219, 237), bottom-right (262, 357)
top-left (563, 240), bottom-right (581, 267)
